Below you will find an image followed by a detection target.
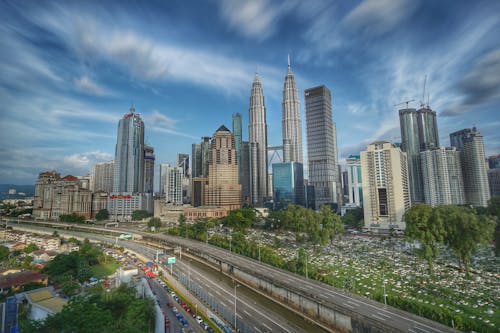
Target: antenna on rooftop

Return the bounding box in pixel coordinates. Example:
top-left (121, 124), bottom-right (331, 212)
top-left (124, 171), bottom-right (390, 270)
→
top-left (421, 75), bottom-right (427, 108)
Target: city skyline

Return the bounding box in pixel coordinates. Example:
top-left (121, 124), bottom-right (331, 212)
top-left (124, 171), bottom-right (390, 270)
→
top-left (1, 0), bottom-right (500, 185)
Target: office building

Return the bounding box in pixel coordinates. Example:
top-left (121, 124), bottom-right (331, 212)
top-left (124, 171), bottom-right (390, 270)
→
top-left (92, 161), bottom-right (114, 193)
top-left (488, 169), bottom-right (500, 197)
top-left (113, 105), bottom-right (145, 193)
top-left (191, 137), bottom-right (211, 178)
top-left (240, 141), bottom-right (251, 205)
top-left (248, 72), bottom-right (268, 206)
top-left (107, 193), bottom-right (153, 221)
top-left (232, 113), bottom-right (243, 183)
top-left (450, 127), bottom-right (490, 207)
top-left (304, 85), bottom-right (340, 208)
top-left (177, 153), bottom-right (190, 203)
top-left (191, 177), bottom-right (209, 207)
top-left (144, 145), bottom-right (155, 194)
top-left (487, 154), bottom-right (500, 169)
top-left (163, 164), bottom-right (183, 205)
top-left (399, 105), bottom-right (439, 204)
top-left (282, 55), bottom-right (303, 163)
top-left (420, 147), bottom-right (465, 206)
top-left (346, 155), bottom-right (363, 207)
top-left (272, 162), bottom-right (304, 209)
top-left (360, 141), bottom-right (410, 232)
top-left (159, 163), bottom-right (169, 196)
top-left (205, 125), bottom-right (242, 210)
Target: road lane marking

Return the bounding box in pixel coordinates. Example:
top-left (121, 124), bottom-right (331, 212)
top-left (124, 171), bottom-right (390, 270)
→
top-left (371, 314), bottom-right (387, 321)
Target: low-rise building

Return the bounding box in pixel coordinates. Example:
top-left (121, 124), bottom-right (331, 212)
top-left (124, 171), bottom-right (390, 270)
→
top-left (183, 206), bottom-right (229, 221)
top-left (0, 270), bottom-right (48, 293)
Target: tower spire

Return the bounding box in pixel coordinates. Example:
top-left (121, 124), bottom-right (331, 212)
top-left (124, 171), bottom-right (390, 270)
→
top-left (288, 53), bottom-right (291, 68)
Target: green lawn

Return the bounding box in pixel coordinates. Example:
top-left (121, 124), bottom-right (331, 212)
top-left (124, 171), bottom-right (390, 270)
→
top-left (91, 262), bottom-right (120, 279)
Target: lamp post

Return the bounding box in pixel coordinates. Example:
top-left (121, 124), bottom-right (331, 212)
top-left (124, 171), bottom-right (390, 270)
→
top-left (234, 282), bottom-right (239, 331)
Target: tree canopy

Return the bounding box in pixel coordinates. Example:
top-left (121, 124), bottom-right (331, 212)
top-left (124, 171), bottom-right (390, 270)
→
top-left (131, 210), bottom-right (152, 221)
top-left (95, 209), bottom-right (109, 221)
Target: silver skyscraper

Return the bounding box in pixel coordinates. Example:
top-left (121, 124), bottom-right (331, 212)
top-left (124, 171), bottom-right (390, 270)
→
top-left (113, 105), bottom-right (145, 193)
top-left (282, 55), bottom-right (303, 163)
top-left (248, 72), bottom-right (268, 206)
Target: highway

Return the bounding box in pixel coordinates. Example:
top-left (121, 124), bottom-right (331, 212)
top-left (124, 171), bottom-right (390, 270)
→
top-left (11, 223), bottom-right (328, 333)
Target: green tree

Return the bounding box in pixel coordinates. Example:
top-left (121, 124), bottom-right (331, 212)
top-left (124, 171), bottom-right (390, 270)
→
top-left (178, 213), bottom-right (187, 224)
top-left (342, 207), bottom-right (364, 229)
top-left (61, 279), bottom-right (80, 296)
top-left (147, 217), bottom-right (162, 230)
top-left (320, 204), bottom-right (343, 245)
top-left (488, 196), bottom-right (500, 257)
top-left (95, 209), bottom-right (109, 221)
top-left (131, 210), bottom-right (152, 221)
top-left (442, 205), bottom-right (495, 273)
top-left (0, 245), bottom-right (10, 260)
top-left (24, 243), bottom-right (39, 254)
top-left (405, 204), bottom-right (444, 274)
top-left (59, 213), bottom-right (85, 223)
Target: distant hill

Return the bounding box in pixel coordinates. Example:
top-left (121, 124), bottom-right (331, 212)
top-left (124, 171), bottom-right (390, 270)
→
top-left (0, 184), bottom-right (35, 199)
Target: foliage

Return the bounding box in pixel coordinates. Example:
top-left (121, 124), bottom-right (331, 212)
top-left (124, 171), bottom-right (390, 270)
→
top-left (178, 214), bottom-right (186, 224)
top-left (405, 204), bottom-right (444, 274)
top-left (95, 209), bottom-right (109, 221)
top-left (0, 245), bottom-right (9, 260)
top-left (147, 217), bottom-right (162, 230)
top-left (488, 196), bottom-right (500, 257)
top-left (24, 243), bottom-right (39, 254)
top-left (131, 210), bottom-right (152, 221)
top-left (59, 213), bottom-right (85, 223)
top-left (221, 208), bottom-right (257, 230)
top-left (61, 279), bottom-right (80, 296)
top-left (341, 207), bottom-right (364, 229)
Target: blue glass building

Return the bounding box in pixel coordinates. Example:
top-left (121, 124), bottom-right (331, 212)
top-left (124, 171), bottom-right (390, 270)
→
top-left (272, 162), bottom-right (304, 209)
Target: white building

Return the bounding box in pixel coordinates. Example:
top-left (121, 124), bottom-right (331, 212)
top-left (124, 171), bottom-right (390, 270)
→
top-left (107, 193), bottom-right (153, 221)
top-left (361, 141), bottom-right (411, 232)
top-left (92, 161), bottom-right (114, 193)
top-left (346, 155), bottom-right (363, 207)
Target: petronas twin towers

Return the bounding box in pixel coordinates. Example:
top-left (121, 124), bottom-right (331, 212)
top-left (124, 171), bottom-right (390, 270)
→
top-left (248, 56), bottom-right (302, 206)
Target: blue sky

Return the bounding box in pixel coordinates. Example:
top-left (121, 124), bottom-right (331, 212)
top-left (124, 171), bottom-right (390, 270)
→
top-left (1, 0), bottom-right (500, 186)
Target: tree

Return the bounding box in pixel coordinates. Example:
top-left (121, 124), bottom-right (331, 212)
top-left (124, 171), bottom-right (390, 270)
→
top-left (131, 210), bottom-right (152, 221)
top-left (59, 213), bottom-right (85, 223)
top-left (488, 196), bottom-right (500, 257)
top-left (319, 204), bottom-right (343, 245)
top-left (405, 204), bottom-right (445, 274)
top-left (0, 245), bottom-right (10, 260)
top-left (95, 209), bottom-right (109, 221)
top-left (442, 205), bottom-right (495, 273)
top-left (147, 217), bottom-right (162, 230)
top-left (24, 243), bottom-right (39, 254)
top-left (342, 207), bottom-right (364, 229)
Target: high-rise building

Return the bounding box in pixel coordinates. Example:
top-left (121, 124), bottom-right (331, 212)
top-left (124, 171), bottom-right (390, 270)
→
top-left (113, 105), bottom-right (145, 193)
top-left (232, 113), bottom-right (243, 183)
top-left (272, 162), bottom-right (304, 209)
top-left (191, 177), bottom-right (208, 207)
top-left (488, 169), bottom-right (500, 197)
top-left (420, 147), bottom-right (465, 206)
top-left (282, 55), bottom-right (303, 163)
top-left (248, 72), bottom-right (268, 206)
top-left (163, 164), bottom-right (183, 205)
top-left (92, 161), bottom-right (114, 193)
top-left (304, 85), bottom-right (340, 208)
top-left (177, 153), bottom-right (191, 203)
top-left (361, 141), bottom-right (411, 232)
top-left (399, 105), bottom-right (439, 204)
top-left (450, 127), bottom-right (490, 207)
top-left (159, 163), bottom-right (169, 196)
top-left (205, 125), bottom-right (242, 209)
top-left (144, 145), bottom-right (155, 194)
top-left (346, 155), bottom-right (363, 207)
top-left (240, 141), bottom-right (251, 205)
top-left (487, 154), bottom-right (500, 169)
top-left (191, 137), bottom-right (211, 178)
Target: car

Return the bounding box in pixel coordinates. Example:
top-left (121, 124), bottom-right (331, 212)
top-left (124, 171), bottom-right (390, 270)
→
top-left (196, 316), bottom-right (203, 324)
top-left (167, 302), bottom-right (174, 308)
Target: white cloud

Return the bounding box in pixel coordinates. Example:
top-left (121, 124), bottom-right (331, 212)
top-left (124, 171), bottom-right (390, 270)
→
top-left (74, 75), bottom-right (110, 96)
top-left (63, 151), bottom-right (113, 170)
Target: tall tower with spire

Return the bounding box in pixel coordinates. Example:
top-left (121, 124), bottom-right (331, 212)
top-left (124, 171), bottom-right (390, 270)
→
top-left (282, 55), bottom-right (303, 163)
top-left (248, 71), bottom-right (268, 206)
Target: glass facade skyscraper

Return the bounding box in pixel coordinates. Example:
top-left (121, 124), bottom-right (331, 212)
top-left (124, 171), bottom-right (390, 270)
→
top-left (282, 56), bottom-right (303, 163)
top-left (143, 145), bottom-right (155, 194)
top-left (272, 162), bottom-right (304, 209)
top-left (113, 105), bottom-right (145, 193)
top-left (232, 113), bottom-right (243, 184)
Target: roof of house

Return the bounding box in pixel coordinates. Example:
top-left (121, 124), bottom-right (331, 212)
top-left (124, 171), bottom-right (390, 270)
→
top-left (0, 270), bottom-right (48, 289)
top-left (26, 289), bottom-right (68, 314)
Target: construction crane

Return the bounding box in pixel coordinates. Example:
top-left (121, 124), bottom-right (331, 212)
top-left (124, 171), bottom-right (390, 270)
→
top-left (394, 99), bottom-right (415, 109)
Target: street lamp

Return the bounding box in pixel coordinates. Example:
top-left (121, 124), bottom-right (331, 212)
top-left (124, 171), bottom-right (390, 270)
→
top-left (234, 282), bottom-right (240, 331)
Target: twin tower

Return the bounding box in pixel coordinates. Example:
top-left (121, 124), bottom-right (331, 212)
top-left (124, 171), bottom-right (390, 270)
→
top-left (243, 55), bottom-right (303, 206)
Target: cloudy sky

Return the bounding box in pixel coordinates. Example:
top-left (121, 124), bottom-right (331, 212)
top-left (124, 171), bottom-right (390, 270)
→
top-left (1, 0), bottom-right (499, 186)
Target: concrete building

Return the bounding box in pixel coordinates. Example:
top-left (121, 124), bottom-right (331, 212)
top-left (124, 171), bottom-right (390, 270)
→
top-left (143, 146), bottom-right (155, 194)
top-left (232, 113), bottom-right (243, 184)
top-left (191, 177), bottom-right (208, 207)
top-left (304, 85), bottom-right (340, 208)
top-left (346, 155), bottom-right (363, 207)
top-left (282, 55), bottom-right (303, 163)
top-left (183, 206), bottom-right (229, 221)
top-left (158, 163), bottom-right (169, 196)
top-left (107, 193), bottom-right (153, 221)
top-left (191, 137), bottom-right (211, 179)
top-left (164, 164), bottom-right (183, 205)
top-left (399, 105), bottom-right (439, 204)
top-left (420, 147), bottom-right (465, 206)
top-left (33, 172), bottom-right (92, 220)
top-left (113, 105), bottom-right (145, 193)
top-left (205, 125), bottom-right (242, 210)
top-left (450, 127), bottom-right (490, 207)
top-left (272, 162), bottom-right (304, 209)
top-left (361, 141), bottom-right (411, 232)
top-left (92, 161), bottom-right (114, 193)
top-left (248, 72), bottom-right (268, 206)
top-left (91, 191), bottom-right (108, 217)
top-left (487, 154), bottom-right (500, 169)
top-left (488, 168), bottom-right (500, 197)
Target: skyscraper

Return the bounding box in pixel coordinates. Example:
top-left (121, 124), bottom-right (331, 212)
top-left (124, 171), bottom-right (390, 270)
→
top-left (232, 113), bottom-right (243, 183)
top-left (361, 141), bottom-right (410, 232)
top-left (177, 153), bottom-right (190, 178)
top-left (163, 164), bottom-right (183, 205)
top-left (304, 85), bottom-right (340, 208)
top-left (346, 155), bottom-right (363, 207)
top-left (248, 72), bottom-right (268, 206)
top-left (450, 127), bottom-right (490, 207)
top-left (143, 145), bottom-right (155, 194)
top-left (399, 105), bottom-right (439, 203)
top-left (191, 137), bottom-right (211, 178)
top-left (159, 163), bottom-right (169, 196)
top-left (113, 105), bottom-right (145, 193)
top-left (240, 141), bottom-right (251, 204)
top-left (272, 162), bottom-right (304, 209)
top-left (420, 147), bottom-right (465, 206)
top-left (92, 161), bottom-right (114, 193)
top-left (205, 125), bottom-right (241, 209)
top-left (282, 55), bottom-right (303, 163)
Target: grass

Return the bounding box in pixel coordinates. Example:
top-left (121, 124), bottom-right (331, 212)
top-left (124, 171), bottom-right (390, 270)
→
top-left (91, 262), bottom-right (120, 279)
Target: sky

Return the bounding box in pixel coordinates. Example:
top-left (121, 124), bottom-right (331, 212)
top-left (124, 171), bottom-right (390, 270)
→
top-left (1, 0), bottom-right (500, 186)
